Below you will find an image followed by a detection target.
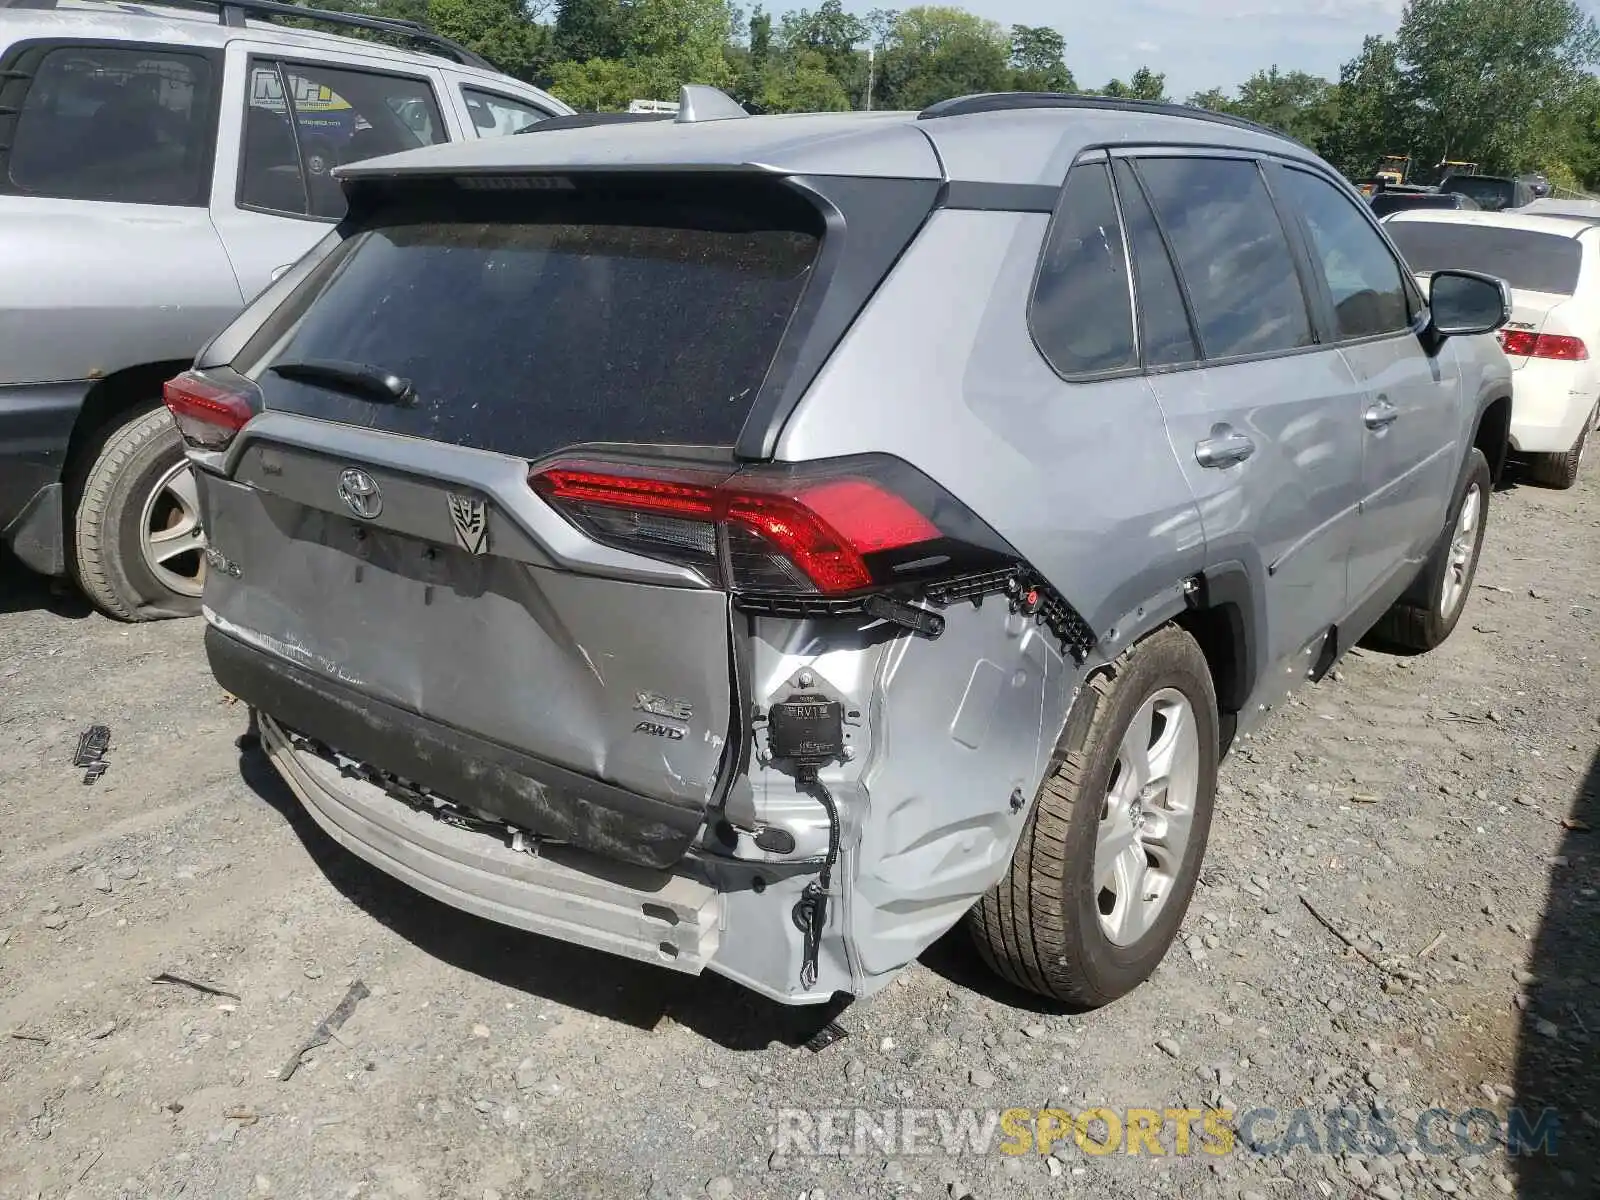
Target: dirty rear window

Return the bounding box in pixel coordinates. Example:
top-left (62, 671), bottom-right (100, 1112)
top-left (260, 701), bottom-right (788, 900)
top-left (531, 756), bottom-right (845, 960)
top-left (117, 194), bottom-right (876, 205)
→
top-left (1386, 222), bottom-right (1582, 296)
top-left (242, 179), bottom-right (822, 455)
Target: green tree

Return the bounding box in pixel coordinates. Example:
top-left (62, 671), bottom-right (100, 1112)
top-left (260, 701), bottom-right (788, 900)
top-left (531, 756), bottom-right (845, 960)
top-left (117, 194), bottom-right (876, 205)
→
top-left (1396, 0), bottom-right (1600, 173)
top-left (1231, 66), bottom-right (1336, 145)
top-left (724, 3), bottom-right (770, 107)
top-left (429, 0), bottom-right (554, 79)
top-left (761, 49), bottom-right (853, 111)
top-left (629, 0), bottom-right (735, 71)
top-left (1186, 86), bottom-right (1237, 113)
top-left (547, 55), bottom-right (653, 108)
top-left (553, 0), bottom-right (626, 62)
top-left (1534, 75), bottom-right (1600, 186)
top-left (1007, 24), bottom-right (1073, 92)
top-left (548, 0), bottom-right (735, 108)
top-left (1320, 34), bottom-right (1412, 178)
top-left (749, 4), bottom-right (773, 66)
top-left (874, 6), bottom-right (1010, 110)
top-left (779, 0), bottom-right (866, 77)
top-left (1101, 66), bottom-right (1166, 102)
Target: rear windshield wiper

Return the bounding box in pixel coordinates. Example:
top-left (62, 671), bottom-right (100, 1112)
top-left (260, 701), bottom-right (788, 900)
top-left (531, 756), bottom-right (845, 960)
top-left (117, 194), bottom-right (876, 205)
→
top-left (269, 359), bottom-right (415, 405)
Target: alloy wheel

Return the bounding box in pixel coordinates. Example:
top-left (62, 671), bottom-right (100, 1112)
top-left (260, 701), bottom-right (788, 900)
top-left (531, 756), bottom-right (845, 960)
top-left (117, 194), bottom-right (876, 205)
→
top-left (1438, 481), bottom-right (1481, 619)
top-left (1094, 688), bottom-right (1201, 947)
top-left (138, 459), bottom-right (207, 598)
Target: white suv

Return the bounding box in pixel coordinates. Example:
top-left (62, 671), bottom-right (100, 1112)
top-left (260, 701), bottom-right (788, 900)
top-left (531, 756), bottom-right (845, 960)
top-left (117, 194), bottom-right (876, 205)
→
top-left (1386, 207), bottom-right (1600, 488)
top-left (0, 0), bottom-right (571, 618)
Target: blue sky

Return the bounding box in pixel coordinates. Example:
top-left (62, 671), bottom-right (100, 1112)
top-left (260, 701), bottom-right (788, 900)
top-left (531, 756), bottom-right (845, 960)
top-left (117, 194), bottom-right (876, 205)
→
top-left (846, 0), bottom-right (1412, 101)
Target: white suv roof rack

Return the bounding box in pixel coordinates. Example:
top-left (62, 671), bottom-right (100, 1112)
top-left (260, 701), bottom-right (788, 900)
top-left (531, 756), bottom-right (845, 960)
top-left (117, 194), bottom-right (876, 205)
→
top-left (0, 0), bottom-right (496, 69)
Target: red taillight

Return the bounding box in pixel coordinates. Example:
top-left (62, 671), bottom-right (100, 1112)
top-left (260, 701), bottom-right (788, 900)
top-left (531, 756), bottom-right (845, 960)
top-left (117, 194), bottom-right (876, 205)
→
top-left (1498, 330), bottom-right (1589, 360)
top-left (533, 460), bottom-right (960, 596)
top-left (163, 371), bottom-right (254, 449)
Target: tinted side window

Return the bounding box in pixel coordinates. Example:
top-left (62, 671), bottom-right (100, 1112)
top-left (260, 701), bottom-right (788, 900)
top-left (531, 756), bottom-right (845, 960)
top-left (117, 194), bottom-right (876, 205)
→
top-left (8, 44), bottom-right (215, 205)
top-left (1030, 161), bottom-right (1137, 376)
top-left (1277, 168), bottom-right (1410, 339)
top-left (1136, 157), bottom-right (1314, 359)
top-left (240, 61), bottom-right (445, 221)
top-left (463, 88), bottom-right (549, 136)
top-left (1112, 159), bottom-right (1198, 368)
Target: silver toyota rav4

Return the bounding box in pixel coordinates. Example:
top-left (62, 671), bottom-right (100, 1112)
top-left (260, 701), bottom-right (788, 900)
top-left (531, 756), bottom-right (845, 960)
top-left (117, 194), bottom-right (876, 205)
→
top-left (184, 90), bottom-right (1513, 1007)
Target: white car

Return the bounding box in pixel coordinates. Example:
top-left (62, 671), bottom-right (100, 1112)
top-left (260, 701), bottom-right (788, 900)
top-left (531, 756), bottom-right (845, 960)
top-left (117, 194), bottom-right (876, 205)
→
top-left (1385, 208), bottom-right (1600, 488)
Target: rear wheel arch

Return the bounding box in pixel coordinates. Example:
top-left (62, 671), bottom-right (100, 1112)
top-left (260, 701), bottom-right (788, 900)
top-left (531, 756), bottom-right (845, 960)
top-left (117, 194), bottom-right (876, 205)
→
top-left (63, 360), bottom-right (192, 494)
top-left (1174, 563), bottom-right (1260, 757)
top-left (60, 360), bottom-right (200, 621)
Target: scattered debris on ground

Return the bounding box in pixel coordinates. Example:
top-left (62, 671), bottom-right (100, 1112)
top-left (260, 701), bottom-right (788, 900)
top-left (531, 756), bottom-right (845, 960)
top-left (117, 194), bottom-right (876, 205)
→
top-left (71, 723), bottom-right (111, 784)
top-left (277, 980), bottom-right (369, 1082)
top-left (150, 971), bottom-right (242, 1002)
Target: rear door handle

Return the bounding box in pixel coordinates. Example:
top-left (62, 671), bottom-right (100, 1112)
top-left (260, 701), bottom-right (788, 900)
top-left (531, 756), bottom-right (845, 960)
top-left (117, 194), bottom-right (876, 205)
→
top-left (1195, 427), bottom-right (1256, 469)
top-left (271, 263), bottom-right (294, 282)
top-left (1364, 397), bottom-right (1399, 430)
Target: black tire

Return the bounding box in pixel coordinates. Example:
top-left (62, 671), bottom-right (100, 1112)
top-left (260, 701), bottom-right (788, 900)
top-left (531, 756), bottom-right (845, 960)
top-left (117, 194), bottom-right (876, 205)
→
top-left (967, 624), bottom-right (1219, 1007)
top-left (1368, 447), bottom-right (1490, 653)
top-left (1525, 405), bottom-right (1593, 489)
top-left (72, 406), bottom-right (204, 622)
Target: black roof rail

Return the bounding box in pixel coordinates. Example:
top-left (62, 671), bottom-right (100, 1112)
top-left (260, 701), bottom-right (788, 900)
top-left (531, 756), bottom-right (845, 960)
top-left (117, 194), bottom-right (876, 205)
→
top-left (220, 0), bottom-right (494, 69)
top-left (917, 92), bottom-right (1309, 150)
top-left (0, 0), bottom-right (495, 70)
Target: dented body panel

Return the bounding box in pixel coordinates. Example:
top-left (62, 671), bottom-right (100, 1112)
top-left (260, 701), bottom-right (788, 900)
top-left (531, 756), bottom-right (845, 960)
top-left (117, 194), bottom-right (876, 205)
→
top-left (198, 440), bottom-right (734, 869)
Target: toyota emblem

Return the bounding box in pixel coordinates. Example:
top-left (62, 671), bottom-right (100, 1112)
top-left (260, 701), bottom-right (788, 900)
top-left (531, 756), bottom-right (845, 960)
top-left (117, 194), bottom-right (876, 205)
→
top-left (337, 468), bottom-right (382, 520)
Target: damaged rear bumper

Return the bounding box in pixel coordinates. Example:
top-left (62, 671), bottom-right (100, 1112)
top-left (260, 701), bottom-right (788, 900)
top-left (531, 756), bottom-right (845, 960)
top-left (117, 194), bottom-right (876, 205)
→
top-left (215, 624), bottom-right (850, 1004)
top-left (205, 625), bottom-right (706, 870)
top-left (259, 713), bottom-right (723, 973)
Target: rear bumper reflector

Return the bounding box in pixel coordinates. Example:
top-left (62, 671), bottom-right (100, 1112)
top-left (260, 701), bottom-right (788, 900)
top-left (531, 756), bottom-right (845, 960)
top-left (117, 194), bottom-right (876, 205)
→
top-left (206, 627), bottom-right (706, 870)
top-left (258, 714), bottom-right (721, 973)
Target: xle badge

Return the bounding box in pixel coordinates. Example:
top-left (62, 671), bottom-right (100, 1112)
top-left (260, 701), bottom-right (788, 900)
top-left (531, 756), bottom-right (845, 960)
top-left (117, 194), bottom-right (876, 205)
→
top-left (447, 493), bottom-right (489, 555)
top-left (634, 691), bottom-right (694, 721)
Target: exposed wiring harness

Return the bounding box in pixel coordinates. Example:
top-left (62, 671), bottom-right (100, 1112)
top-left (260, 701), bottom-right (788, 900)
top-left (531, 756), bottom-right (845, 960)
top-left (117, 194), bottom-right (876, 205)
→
top-left (796, 767), bottom-right (841, 990)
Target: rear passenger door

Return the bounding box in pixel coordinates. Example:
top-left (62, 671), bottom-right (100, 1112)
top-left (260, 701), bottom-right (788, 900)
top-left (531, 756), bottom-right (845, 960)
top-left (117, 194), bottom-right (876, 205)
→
top-left (1271, 165), bottom-right (1455, 610)
top-left (1119, 152), bottom-right (1368, 687)
top-left (210, 43), bottom-right (452, 301)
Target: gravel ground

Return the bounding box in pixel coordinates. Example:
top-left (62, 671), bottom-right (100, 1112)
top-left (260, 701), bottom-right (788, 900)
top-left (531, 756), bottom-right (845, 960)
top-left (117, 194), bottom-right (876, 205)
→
top-left (0, 466), bottom-right (1595, 1200)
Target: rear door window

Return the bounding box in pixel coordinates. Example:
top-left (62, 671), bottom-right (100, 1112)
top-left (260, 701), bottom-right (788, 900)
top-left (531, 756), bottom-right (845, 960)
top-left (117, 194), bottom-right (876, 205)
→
top-left (1277, 167), bottom-right (1412, 339)
top-left (1385, 221), bottom-right (1583, 295)
top-left (240, 179), bottom-right (823, 457)
top-left (5, 43), bottom-right (217, 205)
top-left (462, 88), bottom-right (550, 136)
top-left (240, 60), bottom-right (445, 221)
top-left (1112, 159), bottom-right (1199, 368)
top-left (1029, 160), bottom-right (1137, 377)
top-left (1135, 157), bottom-right (1315, 359)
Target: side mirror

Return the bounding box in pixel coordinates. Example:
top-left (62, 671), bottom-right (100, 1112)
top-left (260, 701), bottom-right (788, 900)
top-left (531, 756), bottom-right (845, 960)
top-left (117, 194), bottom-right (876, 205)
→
top-left (1428, 269), bottom-right (1511, 338)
